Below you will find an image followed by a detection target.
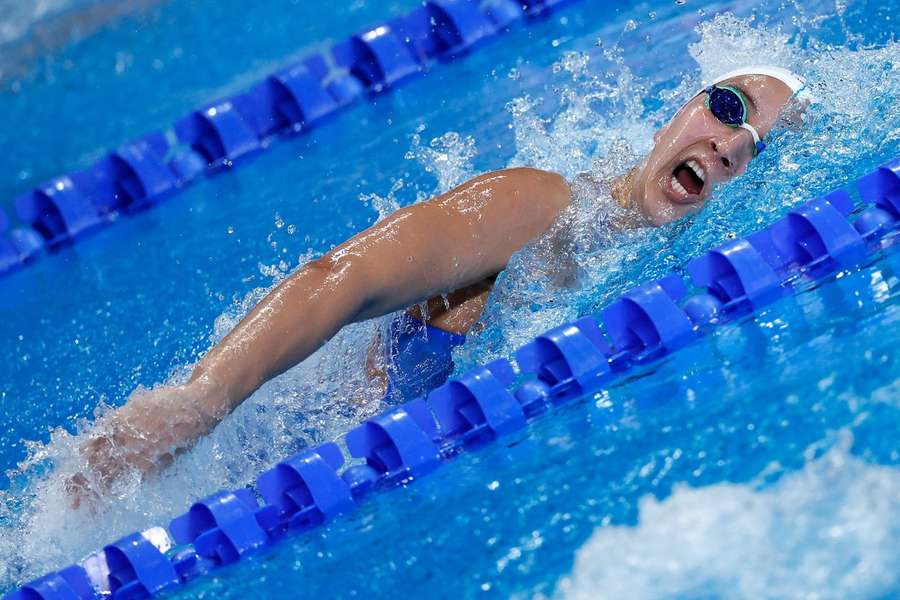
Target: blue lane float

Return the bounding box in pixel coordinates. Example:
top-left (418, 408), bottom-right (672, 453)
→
top-left (168, 488), bottom-right (268, 566)
top-left (103, 532), bottom-right (181, 599)
top-left (602, 274), bottom-right (695, 364)
top-left (256, 443), bottom-right (356, 532)
top-left (6, 155), bottom-right (899, 600)
top-left (345, 400), bottom-right (442, 481)
top-left (2, 0), bottom-right (578, 279)
top-left (515, 317), bottom-right (611, 402)
top-left (686, 237), bottom-right (784, 311)
top-left (430, 358), bottom-right (525, 442)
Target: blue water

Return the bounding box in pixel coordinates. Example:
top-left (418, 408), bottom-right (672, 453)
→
top-left (1, 0), bottom-right (899, 597)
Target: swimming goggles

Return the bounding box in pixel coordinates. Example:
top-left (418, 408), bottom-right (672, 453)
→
top-left (704, 84), bottom-right (766, 157)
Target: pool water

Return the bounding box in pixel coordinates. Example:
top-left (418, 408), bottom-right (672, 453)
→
top-left (2, 0), bottom-right (899, 597)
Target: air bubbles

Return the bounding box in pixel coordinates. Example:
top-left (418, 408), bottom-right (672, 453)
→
top-left (623, 19), bottom-right (637, 33)
top-left (113, 51), bottom-right (133, 74)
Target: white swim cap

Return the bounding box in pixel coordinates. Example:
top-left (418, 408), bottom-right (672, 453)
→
top-left (701, 64), bottom-right (811, 100)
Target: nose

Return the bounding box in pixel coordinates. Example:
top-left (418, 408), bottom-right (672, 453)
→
top-left (711, 128), bottom-right (752, 175)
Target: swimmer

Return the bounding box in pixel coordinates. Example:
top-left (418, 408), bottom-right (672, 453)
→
top-left (69, 65), bottom-right (808, 502)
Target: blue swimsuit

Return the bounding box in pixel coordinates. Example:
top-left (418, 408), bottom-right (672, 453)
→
top-left (382, 312), bottom-right (466, 405)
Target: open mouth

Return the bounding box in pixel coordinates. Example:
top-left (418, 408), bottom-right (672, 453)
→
top-left (670, 159), bottom-right (706, 199)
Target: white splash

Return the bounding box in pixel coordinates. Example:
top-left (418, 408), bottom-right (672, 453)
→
top-left (359, 178), bottom-right (406, 221)
top-left (556, 441), bottom-right (900, 600)
top-left (405, 128), bottom-right (479, 195)
top-left (689, 14), bottom-right (796, 88)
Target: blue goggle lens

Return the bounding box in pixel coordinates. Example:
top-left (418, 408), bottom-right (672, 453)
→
top-left (706, 86), bottom-right (747, 126)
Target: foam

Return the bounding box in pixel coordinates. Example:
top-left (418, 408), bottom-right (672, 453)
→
top-left (556, 438), bottom-right (900, 600)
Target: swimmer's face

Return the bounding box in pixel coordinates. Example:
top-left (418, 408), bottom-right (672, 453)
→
top-left (631, 74), bottom-right (794, 226)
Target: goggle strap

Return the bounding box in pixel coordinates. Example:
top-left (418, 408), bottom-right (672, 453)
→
top-left (739, 122), bottom-right (766, 155)
top-left (739, 121), bottom-right (761, 145)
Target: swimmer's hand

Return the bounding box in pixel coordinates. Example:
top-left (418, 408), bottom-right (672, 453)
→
top-left (67, 381), bottom-right (225, 509)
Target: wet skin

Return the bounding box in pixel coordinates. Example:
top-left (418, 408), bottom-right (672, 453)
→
top-left (70, 74), bottom-right (795, 501)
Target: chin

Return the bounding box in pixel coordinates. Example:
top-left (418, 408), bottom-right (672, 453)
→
top-left (639, 192), bottom-right (696, 227)
top-left (630, 163), bottom-right (701, 227)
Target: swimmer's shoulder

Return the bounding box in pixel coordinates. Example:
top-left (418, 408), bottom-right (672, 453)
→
top-left (475, 167), bottom-right (571, 238)
top-left (501, 166), bottom-right (572, 212)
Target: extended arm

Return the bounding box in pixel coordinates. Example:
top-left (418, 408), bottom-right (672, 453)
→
top-left (191, 167), bottom-right (570, 409)
top-left (74, 167), bottom-right (570, 491)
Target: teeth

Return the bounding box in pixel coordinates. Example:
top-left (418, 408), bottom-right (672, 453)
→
top-left (686, 159), bottom-right (706, 183)
top-left (671, 176), bottom-right (688, 197)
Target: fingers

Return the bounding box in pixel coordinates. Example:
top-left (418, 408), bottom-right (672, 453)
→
top-left (65, 384), bottom-right (215, 509)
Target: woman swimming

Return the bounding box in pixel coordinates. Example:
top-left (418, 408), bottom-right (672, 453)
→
top-left (69, 65), bottom-right (808, 502)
